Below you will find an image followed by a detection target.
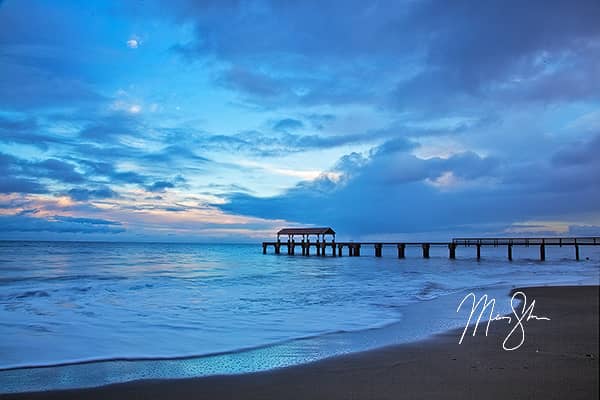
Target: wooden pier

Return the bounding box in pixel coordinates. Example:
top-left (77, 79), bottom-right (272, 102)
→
top-left (262, 228), bottom-right (599, 261)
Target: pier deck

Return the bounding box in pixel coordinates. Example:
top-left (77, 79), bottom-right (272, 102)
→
top-left (261, 237), bottom-right (600, 261)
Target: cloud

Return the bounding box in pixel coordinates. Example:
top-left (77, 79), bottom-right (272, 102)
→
top-left (0, 115), bottom-right (63, 150)
top-left (67, 186), bottom-right (117, 201)
top-left (273, 118), bottom-right (304, 132)
top-left (0, 214), bottom-right (124, 234)
top-left (1, 152), bottom-right (85, 192)
top-left (179, 127), bottom-right (401, 157)
top-left (28, 158), bottom-right (85, 183)
top-left (0, 176), bottom-right (46, 194)
top-left (568, 225), bottom-right (600, 236)
top-left (76, 159), bottom-right (147, 185)
top-left (393, 0), bottom-right (600, 111)
top-left (165, 0), bottom-right (600, 113)
top-left (220, 66), bottom-right (284, 98)
top-left (220, 135), bottom-right (600, 236)
top-left (0, 1), bottom-right (108, 110)
top-left (375, 137), bottom-right (419, 155)
top-left (78, 113), bottom-right (141, 141)
top-left (0, 0), bottom-right (599, 240)
top-left (0, 59), bottom-right (105, 111)
top-left (552, 133), bottom-right (600, 167)
top-left (52, 216), bottom-right (122, 225)
top-left (127, 38), bottom-right (139, 49)
top-left (143, 174), bottom-right (187, 192)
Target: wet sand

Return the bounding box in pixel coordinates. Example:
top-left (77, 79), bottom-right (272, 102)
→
top-left (3, 285), bottom-right (598, 399)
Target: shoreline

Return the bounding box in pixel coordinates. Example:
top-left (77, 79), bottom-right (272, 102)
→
top-left (2, 285), bottom-right (598, 399)
top-left (1, 284), bottom-right (515, 392)
top-left (2, 279), bottom-right (591, 374)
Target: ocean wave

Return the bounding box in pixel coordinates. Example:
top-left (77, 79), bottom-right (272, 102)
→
top-left (14, 290), bottom-right (50, 299)
top-left (0, 242), bottom-right (598, 375)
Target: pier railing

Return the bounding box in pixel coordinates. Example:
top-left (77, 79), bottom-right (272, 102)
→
top-left (452, 237), bottom-right (598, 246)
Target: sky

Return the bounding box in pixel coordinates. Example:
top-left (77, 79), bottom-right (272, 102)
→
top-left (0, 0), bottom-right (599, 242)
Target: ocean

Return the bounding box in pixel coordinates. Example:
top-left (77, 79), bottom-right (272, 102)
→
top-left (0, 241), bottom-right (598, 392)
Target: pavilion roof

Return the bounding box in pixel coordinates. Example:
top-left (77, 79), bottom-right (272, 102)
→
top-left (277, 227), bottom-right (335, 236)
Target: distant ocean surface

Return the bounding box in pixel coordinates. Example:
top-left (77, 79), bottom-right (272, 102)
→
top-left (1, 241), bottom-right (599, 375)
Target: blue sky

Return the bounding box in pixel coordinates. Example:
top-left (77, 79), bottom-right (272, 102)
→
top-left (1, 0), bottom-right (599, 241)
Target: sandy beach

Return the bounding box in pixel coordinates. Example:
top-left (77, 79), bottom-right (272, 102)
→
top-left (3, 285), bottom-right (598, 400)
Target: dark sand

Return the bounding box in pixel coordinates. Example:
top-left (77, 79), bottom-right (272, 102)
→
top-left (3, 285), bottom-right (598, 399)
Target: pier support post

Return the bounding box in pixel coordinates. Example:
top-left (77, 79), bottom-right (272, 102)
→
top-left (332, 241), bottom-right (336, 256)
top-left (316, 241), bottom-right (321, 256)
top-left (275, 241), bottom-right (281, 255)
top-left (348, 245), bottom-right (353, 256)
top-left (287, 240), bottom-right (291, 255)
top-left (338, 244), bottom-right (343, 257)
top-left (476, 244), bottom-right (481, 260)
top-left (375, 243), bottom-right (382, 257)
top-left (321, 242), bottom-right (326, 257)
top-left (575, 245), bottom-right (580, 261)
top-left (305, 241), bottom-right (310, 256)
top-left (355, 244), bottom-right (361, 256)
top-left (422, 243), bottom-right (430, 259)
top-left (397, 243), bottom-right (405, 259)
top-left (540, 244), bottom-right (545, 261)
top-left (448, 243), bottom-right (456, 259)
top-left (291, 240), bottom-right (295, 255)
top-left (508, 244), bottom-right (513, 261)
top-left (262, 243), bottom-right (267, 254)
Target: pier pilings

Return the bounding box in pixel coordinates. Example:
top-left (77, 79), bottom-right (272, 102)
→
top-left (375, 243), bottom-right (383, 257)
top-left (397, 243), bottom-right (405, 259)
top-left (261, 237), bottom-right (599, 262)
top-left (448, 243), bottom-right (456, 259)
top-left (422, 243), bottom-right (430, 259)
